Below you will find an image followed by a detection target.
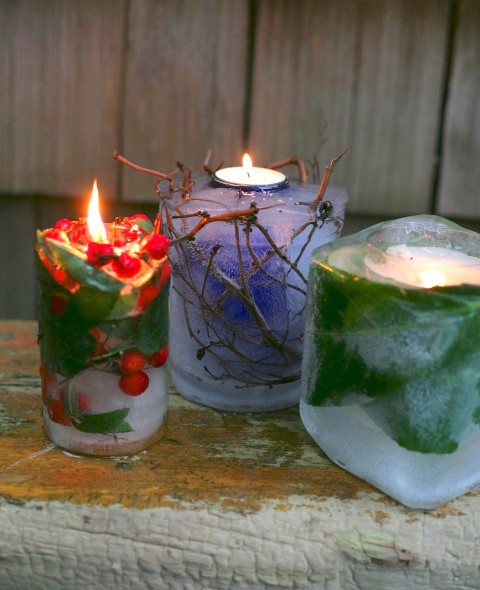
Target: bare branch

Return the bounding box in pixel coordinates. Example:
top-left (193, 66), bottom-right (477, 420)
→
top-left (265, 155), bottom-right (308, 184)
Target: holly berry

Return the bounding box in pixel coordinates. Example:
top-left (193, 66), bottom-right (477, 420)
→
top-left (119, 371), bottom-right (149, 396)
top-left (54, 218), bottom-right (73, 231)
top-left (151, 345), bottom-right (169, 367)
top-left (45, 228), bottom-right (69, 243)
top-left (87, 242), bottom-right (114, 266)
top-left (47, 399), bottom-right (72, 427)
top-left (120, 350), bottom-right (146, 375)
top-left (137, 282), bottom-right (161, 310)
top-left (112, 252), bottom-right (141, 278)
top-left (144, 234), bottom-right (169, 260)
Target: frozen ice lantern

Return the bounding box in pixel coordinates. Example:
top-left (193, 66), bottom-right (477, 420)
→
top-left (300, 215), bottom-right (480, 509)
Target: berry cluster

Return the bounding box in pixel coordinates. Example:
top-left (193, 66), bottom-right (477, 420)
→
top-left (118, 347), bottom-right (169, 396)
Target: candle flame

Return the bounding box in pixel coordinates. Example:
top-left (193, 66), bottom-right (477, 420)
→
top-left (418, 269), bottom-right (447, 289)
top-left (87, 179), bottom-right (107, 243)
top-left (243, 153), bottom-right (253, 179)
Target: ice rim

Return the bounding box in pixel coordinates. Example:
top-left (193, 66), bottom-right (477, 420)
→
top-left (300, 214), bottom-right (480, 508)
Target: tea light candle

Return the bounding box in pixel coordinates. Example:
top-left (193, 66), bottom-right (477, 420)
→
top-left (212, 154), bottom-right (288, 191)
top-left (365, 244), bottom-right (480, 289)
top-left (36, 180), bottom-right (171, 456)
top-left (365, 244), bottom-right (480, 288)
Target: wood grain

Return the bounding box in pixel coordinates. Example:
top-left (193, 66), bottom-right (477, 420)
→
top-left (2, 321), bottom-right (480, 590)
top-left (249, 0), bottom-right (451, 216)
top-left (0, 0), bottom-right (126, 200)
top-left (437, 0), bottom-right (480, 218)
top-left (120, 0), bottom-right (249, 202)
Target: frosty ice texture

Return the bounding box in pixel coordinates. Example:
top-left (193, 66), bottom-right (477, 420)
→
top-left (165, 180), bottom-right (347, 411)
top-left (300, 215), bottom-right (480, 508)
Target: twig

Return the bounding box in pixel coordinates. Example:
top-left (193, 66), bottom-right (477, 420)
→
top-left (310, 147), bottom-right (348, 213)
top-left (265, 155), bottom-right (308, 184)
top-left (113, 151), bottom-right (177, 190)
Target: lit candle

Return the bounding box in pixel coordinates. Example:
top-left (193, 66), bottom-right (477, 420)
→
top-left (36, 180), bottom-right (171, 456)
top-left (212, 153), bottom-right (289, 190)
top-left (365, 230), bottom-right (480, 288)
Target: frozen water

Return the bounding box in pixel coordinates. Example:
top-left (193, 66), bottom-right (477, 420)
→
top-left (300, 400), bottom-right (480, 509)
top-left (166, 182), bottom-right (347, 411)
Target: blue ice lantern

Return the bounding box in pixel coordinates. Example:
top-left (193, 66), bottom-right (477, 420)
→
top-left (163, 153), bottom-right (348, 412)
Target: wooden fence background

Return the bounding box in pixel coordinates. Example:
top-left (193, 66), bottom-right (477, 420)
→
top-left (1, 0), bottom-right (479, 318)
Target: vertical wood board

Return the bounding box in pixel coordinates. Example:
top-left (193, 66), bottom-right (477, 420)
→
top-left (121, 0), bottom-right (249, 202)
top-left (0, 197), bottom-right (37, 319)
top-left (249, 0), bottom-right (358, 177)
top-left (0, 0), bottom-right (127, 200)
top-left (249, 0), bottom-right (450, 216)
top-left (437, 0), bottom-right (480, 218)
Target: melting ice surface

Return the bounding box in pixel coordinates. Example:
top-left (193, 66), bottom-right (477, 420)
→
top-left (300, 216), bottom-right (480, 508)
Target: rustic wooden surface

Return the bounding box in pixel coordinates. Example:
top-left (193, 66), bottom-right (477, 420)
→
top-left (1, 321), bottom-right (480, 590)
top-left (1, 0), bottom-right (478, 217)
top-left (438, 0), bottom-right (480, 219)
top-left (121, 0), bottom-right (248, 202)
top-left (0, 0), bottom-right (126, 200)
top-left (249, 0), bottom-right (450, 216)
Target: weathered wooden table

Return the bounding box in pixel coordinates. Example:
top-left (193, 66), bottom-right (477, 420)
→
top-left (0, 321), bottom-right (479, 590)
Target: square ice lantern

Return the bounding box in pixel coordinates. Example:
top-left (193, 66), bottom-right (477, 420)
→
top-left (300, 215), bottom-right (480, 508)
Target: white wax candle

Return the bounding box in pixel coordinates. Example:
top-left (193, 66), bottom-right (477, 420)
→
top-left (213, 154), bottom-right (287, 189)
top-left (365, 244), bottom-right (480, 288)
top-left (214, 166), bottom-right (287, 188)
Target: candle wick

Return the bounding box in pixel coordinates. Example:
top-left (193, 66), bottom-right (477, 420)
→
top-left (246, 170), bottom-right (251, 179)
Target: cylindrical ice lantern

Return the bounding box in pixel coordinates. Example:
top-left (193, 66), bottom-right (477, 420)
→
top-left (300, 215), bottom-right (480, 508)
top-left (36, 182), bottom-right (170, 456)
top-left (162, 157), bottom-right (348, 412)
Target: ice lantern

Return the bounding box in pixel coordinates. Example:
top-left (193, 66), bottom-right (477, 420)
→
top-left (163, 152), bottom-right (348, 412)
top-left (300, 215), bottom-right (480, 508)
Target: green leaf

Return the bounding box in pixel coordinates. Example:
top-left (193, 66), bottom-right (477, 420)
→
top-left (72, 408), bottom-right (133, 434)
top-left (107, 292), bottom-right (137, 320)
top-left (134, 218), bottom-right (154, 233)
top-left (136, 285), bottom-right (169, 354)
top-left (69, 286), bottom-right (119, 327)
top-left (46, 238), bottom-right (124, 293)
top-left (37, 259), bottom-right (97, 376)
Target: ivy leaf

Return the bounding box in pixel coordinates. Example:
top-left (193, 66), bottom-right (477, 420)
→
top-left (72, 408), bottom-right (133, 433)
top-left (46, 238), bottom-right (124, 293)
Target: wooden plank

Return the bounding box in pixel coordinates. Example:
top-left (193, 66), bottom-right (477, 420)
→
top-left (437, 0), bottom-right (480, 219)
top-left (249, 0), bottom-right (450, 216)
top-left (1, 321), bottom-right (480, 590)
top-left (0, 0), bottom-right (127, 200)
top-left (0, 199), bottom-right (37, 319)
top-left (121, 0), bottom-right (249, 202)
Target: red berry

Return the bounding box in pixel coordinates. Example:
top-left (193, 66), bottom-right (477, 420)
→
top-left (120, 350), bottom-right (146, 374)
top-left (78, 393), bottom-right (92, 413)
top-left (119, 371), bottom-right (149, 396)
top-left (144, 234), bottom-right (169, 260)
top-left (45, 228), bottom-right (69, 243)
top-left (47, 399), bottom-right (72, 426)
top-left (151, 345), bottom-right (169, 367)
top-left (39, 364), bottom-right (54, 404)
top-left (87, 241), bottom-right (114, 266)
top-left (50, 294), bottom-right (68, 314)
top-left (112, 252), bottom-right (141, 278)
top-left (136, 282), bottom-right (161, 311)
top-left (128, 213), bottom-right (150, 223)
top-left (54, 218), bottom-right (73, 231)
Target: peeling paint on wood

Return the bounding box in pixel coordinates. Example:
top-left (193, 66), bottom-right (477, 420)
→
top-left (1, 321), bottom-right (479, 589)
